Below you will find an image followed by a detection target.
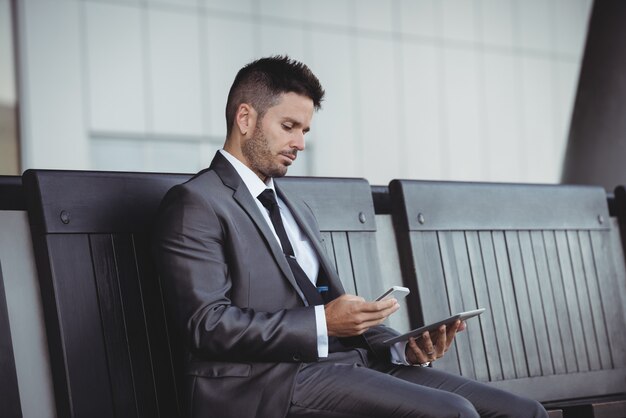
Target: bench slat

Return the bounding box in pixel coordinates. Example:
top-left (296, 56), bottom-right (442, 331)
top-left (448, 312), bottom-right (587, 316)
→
top-left (0, 262), bottom-right (23, 418)
top-left (398, 181), bottom-right (610, 232)
top-left (555, 230), bottom-right (590, 373)
top-left (591, 230), bottom-right (626, 369)
top-left (348, 231), bottom-right (384, 300)
top-left (489, 368), bottom-right (626, 403)
top-left (47, 234), bottom-right (116, 417)
top-left (319, 231), bottom-right (336, 273)
top-left (465, 231), bottom-right (498, 382)
top-left (518, 231), bottom-right (551, 376)
top-left (578, 231), bottom-right (611, 370)
top-left (132, 233), bottom-right (180, 418)
top-left (530, 231), bottom-right (565, 375)
top-left (438, 231), bottom-right (467, 376)
top-left (494, 230), bottom-right (529, 379)
top-left (543, 231), bottom-right (579, 374)
top-left (24, 170), bottom-right (191, 235)
top-left (408, 231), bottom-right (447, 321)
top-left (277, 177), bottom-right (376, 232)
top-left (90, 234), bottom-right (145, 417)
top-left (112, 233), bottom-right (160, 417)
top-left (476, 231), bottom-right (512, 381)
top-left (570, 231), bottom-right (603, 371)
top-left (615, 186), bottom-right (626, 265)
top-left (329, 232), bottom-right (357, 295)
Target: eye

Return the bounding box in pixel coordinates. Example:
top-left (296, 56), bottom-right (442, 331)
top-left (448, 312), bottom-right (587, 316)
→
top-left (282, 123), bottom-right (293, 131)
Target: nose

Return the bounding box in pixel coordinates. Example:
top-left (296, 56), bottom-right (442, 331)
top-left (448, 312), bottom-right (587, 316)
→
top-left (291, 130), bottom-right (306, 151)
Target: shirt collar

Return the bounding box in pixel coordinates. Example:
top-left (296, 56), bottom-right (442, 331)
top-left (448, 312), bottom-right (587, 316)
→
top-left (219, 149), bottom-right (276, 199)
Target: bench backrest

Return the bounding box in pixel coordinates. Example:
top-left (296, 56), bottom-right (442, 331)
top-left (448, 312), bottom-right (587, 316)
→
top-left (0, 261), bottom-right (22, 418)
top-left (277, 177), bottom-right (384, 300)
top-left (615, 186), bottom-right (626, 262)
top-left (22, 170), bottom-right (385, 418)
top-left (389, 180), bottom-right (626, 403)
top-left (0, 176), bottom-right (25, 418)
top-left (0, 176), bottom-right (25, 211)
top-left (23, 170), bottom-right (189, 418)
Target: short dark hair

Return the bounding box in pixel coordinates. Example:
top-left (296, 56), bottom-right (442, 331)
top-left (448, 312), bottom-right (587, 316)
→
top-left (225, 55), bottom-right (325, 135)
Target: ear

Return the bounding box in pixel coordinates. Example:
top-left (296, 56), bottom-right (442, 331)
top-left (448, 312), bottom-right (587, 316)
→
top-left (235, 103), bottom-right (257, 136)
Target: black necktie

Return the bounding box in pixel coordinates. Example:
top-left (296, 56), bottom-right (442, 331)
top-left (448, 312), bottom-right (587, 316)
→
top-left (257, 189), bottom-right (325, 306)
top-left (258, 189), bottom-right (360, 353)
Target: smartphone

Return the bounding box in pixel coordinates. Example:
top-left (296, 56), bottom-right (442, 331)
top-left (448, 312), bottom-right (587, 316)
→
top-left (375, 286), bottom-right (410, 301)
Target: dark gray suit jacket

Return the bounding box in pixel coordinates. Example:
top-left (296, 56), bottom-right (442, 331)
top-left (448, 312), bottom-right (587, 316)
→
top-left (153, 152), bottom-right (396, 418)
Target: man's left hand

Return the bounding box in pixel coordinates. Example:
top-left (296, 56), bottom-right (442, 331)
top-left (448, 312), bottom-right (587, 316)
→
top-left (405, 320), bottom-right (466, 365)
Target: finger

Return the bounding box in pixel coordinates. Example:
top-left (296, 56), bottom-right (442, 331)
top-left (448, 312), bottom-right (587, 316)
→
top-left (444, 320), bottom-right (460, 351)
top-left (458, 321), bottom-right (467, 332)
top-left (418, 331), bottom-right (435, 353)
top-left (354, 307), bottom-right (399, 330)
top-left (340, 294), bottom-right (366, 303)
top-left (435, 325), bottom-right (447, 356)
top-left (364, 300), bottom-right (399, 318)
top-left (361, 298), bottom-right (398, 312)
top-left (407, 337), bottom-right (429, 364)
top-left (351, 307), bottom-right (399, 331)
top-left (353, 303), bottom-right (399, 325)
top-left (418, 331), bottom-right (437, 361)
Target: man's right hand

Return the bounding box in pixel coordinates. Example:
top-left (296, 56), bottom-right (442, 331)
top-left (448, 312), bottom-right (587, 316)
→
top-left (324, 294), bottom-right (399, 337)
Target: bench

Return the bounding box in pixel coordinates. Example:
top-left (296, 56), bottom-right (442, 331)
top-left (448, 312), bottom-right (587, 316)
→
top-left (5, 170), bottom-right (625, 417)
top-left (614, 186), bottom-right (626, 262)
top-left (22, 170), bottom-right (189, 418)
top-left (388, 180), bottom-right (626, 417)
top-left (0, 176), bottom-right (26, 418)
top-left (0, 257), bottom-right (21, 418)
top-left (0, 176), bottom-right (25, 211)
top-left (20, 169), bottom-right (394, 418)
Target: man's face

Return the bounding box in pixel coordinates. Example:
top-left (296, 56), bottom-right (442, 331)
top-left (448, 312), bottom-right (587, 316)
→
top-left (241, 92), bottom-right (314, 181)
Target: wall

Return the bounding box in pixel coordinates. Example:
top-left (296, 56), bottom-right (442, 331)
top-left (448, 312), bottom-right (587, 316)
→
top-left (16, 0), bottom-right (592, 185)
top-left (562, 0), bottom-right (626, 191)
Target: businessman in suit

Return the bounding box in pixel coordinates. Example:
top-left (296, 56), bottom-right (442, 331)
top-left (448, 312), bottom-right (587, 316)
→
top-left (153, 56), bottom-right (548, 418)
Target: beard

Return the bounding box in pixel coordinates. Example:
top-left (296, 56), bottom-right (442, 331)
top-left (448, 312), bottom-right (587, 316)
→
top-left (241, 122), bottom-right (296, 180)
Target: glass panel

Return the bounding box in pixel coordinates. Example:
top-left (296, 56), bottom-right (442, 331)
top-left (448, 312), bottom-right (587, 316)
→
top-left (91, 137), bottom-right (145, 171)
top-left (90, 136), bottom-right (224, 174)
top-left (0, 0), bottom-right (19, 175)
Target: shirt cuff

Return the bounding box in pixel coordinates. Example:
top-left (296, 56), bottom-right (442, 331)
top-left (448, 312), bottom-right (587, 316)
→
top-left (315, 305), bottom-right (328, 358)
top-left (390, 341), bottom-right (429, 367)
top-left (390, 341), bottom-right (411, 365)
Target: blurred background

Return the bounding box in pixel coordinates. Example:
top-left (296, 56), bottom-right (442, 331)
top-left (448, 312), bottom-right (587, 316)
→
top-left (0, 0), bottom-right (597, 185)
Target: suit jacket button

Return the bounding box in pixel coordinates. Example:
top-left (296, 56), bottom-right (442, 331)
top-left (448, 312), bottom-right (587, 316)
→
top-left (292, 353), bottom-right (301, 361)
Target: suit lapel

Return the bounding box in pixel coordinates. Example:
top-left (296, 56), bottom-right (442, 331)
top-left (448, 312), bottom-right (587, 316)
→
top-left (276, 186), bottom-right (346, 297)
top-left (210, 153), bottom-right (308, 305)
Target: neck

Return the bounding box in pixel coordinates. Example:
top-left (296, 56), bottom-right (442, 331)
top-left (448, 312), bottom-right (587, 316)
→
top-left (222, 142), bottom-right (268, 183)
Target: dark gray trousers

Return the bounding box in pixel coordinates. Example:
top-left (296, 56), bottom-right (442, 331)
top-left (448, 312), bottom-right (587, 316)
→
top-left (287, 349), bottom-right (547, 418)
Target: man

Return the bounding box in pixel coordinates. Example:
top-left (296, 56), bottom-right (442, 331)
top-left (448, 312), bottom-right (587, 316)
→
top-left (153, 56), bottom-right (547, 418)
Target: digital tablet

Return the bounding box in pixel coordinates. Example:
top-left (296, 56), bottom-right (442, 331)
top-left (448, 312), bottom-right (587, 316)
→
top-left (382, 308), bottom-right (485, 345)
